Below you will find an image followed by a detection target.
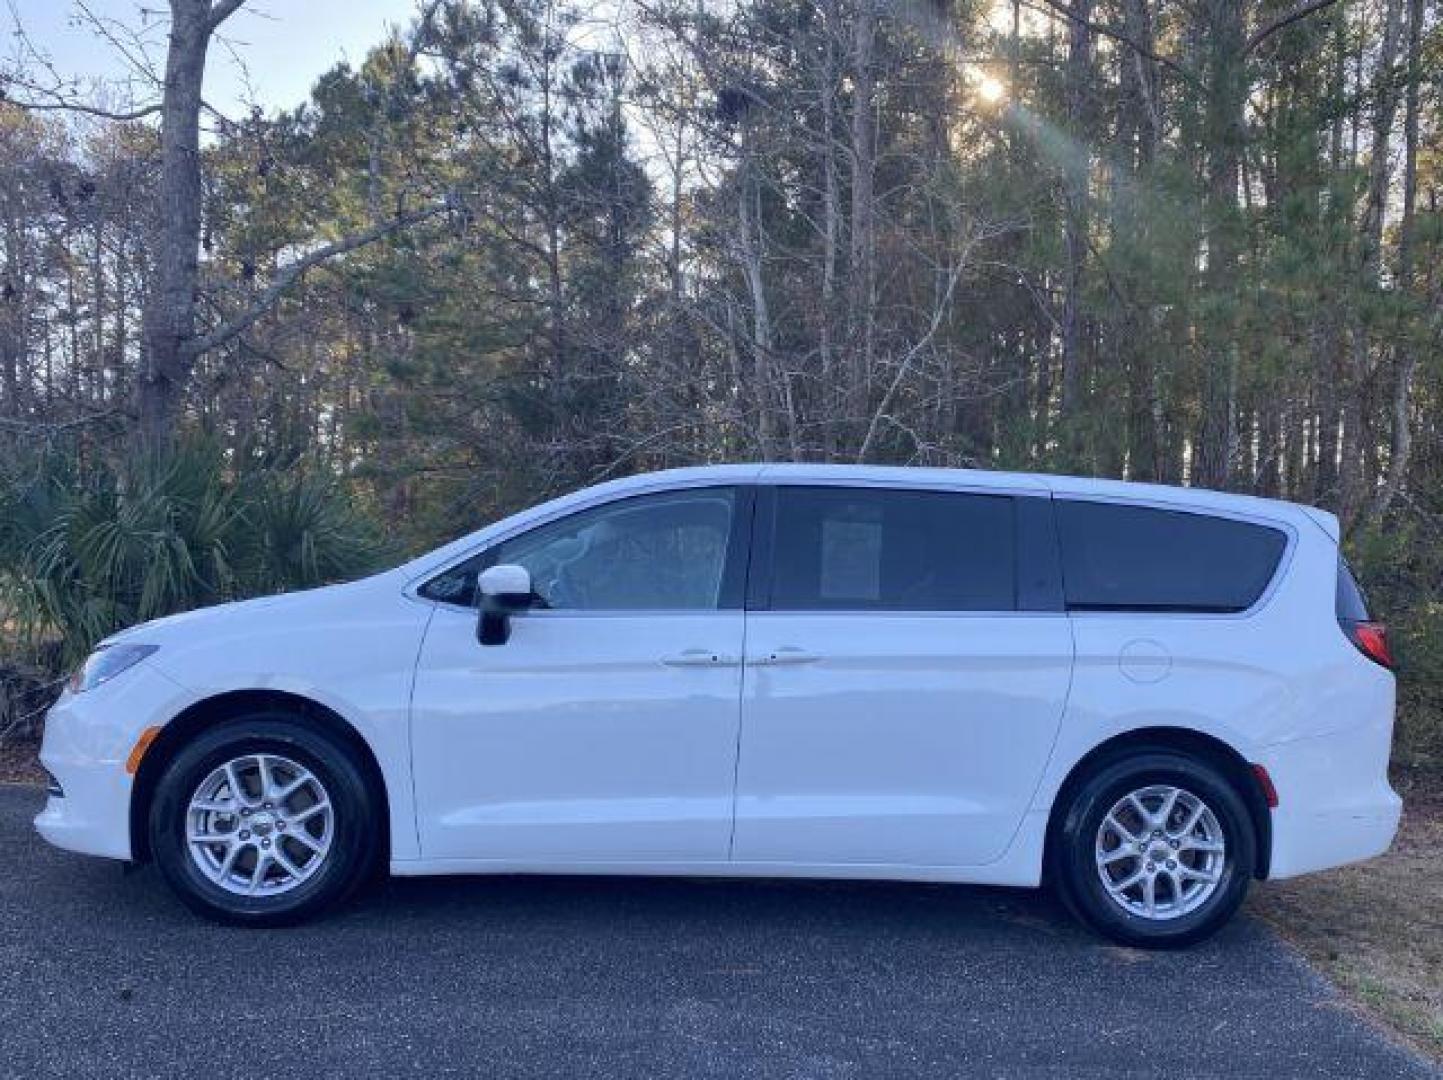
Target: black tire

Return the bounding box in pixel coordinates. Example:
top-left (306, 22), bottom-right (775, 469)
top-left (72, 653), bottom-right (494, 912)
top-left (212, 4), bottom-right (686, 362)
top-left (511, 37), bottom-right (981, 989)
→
top-left (1052, 750), bottom-right (1256, 948)
top-left (149, 713), bottom-right (378, 926)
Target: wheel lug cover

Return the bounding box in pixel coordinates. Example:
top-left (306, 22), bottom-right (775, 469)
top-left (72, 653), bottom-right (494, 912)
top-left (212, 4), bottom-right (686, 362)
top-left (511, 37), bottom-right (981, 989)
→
top-left (1146, 862), bottom-right (1155, 872)
top-left (1167, 860), bottom-right (1176, 869)
top-left (240, 831), bottom-right (250, 840)
top-left (262, 839), bottom-right (271, 849)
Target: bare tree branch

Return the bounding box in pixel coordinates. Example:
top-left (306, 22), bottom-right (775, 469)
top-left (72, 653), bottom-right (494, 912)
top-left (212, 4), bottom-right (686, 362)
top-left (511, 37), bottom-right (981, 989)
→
top-left (1244, 0), bottom-right (1344, 53)
top-left (1, 0), bottom-right (172, 120)
top-left (74, 0), bottom-right (164, 90)
top-left (1018, 0), bottom-right (1203, 87)
top-left (0, 92), bottom-right (162, 121)
top-left (856, 247), bottom-right (973, 462)
top-left (184, 202), bottom-right (450, 360)
top-left (206, 0), bottom-right (249, 35)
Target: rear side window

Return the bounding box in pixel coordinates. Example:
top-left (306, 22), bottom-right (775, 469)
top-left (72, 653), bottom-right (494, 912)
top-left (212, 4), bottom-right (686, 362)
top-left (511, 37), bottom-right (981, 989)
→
top-left (769, 487), bottom-right (1015, 611)
top-left (1055, 500), bottom-right (1287, 613)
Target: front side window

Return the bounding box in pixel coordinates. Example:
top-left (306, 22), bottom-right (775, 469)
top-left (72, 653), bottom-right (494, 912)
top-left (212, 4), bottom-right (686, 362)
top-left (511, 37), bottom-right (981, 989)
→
top-left (1055, 500), bottom-right (1287, 613)
top-left (768, 487), bottom-right (1016, 611)
top-left (420, 488), bottom-right (739, 611)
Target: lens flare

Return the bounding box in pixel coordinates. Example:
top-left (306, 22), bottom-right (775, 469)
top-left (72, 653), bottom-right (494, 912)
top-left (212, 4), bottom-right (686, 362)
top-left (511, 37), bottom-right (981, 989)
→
top-left (977, 76), bottom-right (1007, 104)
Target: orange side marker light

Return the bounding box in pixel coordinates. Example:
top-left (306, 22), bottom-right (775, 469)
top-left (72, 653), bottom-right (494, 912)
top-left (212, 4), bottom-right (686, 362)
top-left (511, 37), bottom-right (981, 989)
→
top-left (126, 726), bottom-right (162, 775)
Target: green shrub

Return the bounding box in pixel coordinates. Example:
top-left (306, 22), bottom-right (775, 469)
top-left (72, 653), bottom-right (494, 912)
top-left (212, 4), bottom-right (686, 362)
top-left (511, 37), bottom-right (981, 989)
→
top-left (0, 440), bottom-right (392, 672)
top-left (1350, 520), bottom-right (1443, 770)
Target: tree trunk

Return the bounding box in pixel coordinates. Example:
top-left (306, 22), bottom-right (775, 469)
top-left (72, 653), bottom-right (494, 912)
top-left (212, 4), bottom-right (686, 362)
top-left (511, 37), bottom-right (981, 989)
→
top-left (847, 0), bottom-right (877, 446)
top-left (1195, 0), bottom-right (1245, 489)
top-left (819, 0), bottom-right (842, 458)
top-left (1059, 0), bottom-right (1094, 467)
top-left (0, 208), bottom-right (21, 418)
top-left (738, 163), bottom-right (775, 458)
top-left (137, 0), bottom-right (212, 444)
top-left (1368, 0), bottom-right (1423, 521)
top-left (1340, 0), bottom-right (1404, 529)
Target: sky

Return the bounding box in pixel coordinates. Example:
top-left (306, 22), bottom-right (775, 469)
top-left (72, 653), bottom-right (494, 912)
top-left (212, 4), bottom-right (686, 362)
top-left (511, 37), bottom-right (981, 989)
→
top-left (8, 0), bottom-right (420, 117)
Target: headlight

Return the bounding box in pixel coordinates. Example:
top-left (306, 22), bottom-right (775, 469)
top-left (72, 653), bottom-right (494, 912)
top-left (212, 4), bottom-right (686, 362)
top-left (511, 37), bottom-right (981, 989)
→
top-left (68, 643), bottom-right (159, 694)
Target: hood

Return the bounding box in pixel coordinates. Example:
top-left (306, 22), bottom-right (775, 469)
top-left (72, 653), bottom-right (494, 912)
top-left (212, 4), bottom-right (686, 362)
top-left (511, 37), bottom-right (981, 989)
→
top-left (99, 571), bottom-right (404, 649)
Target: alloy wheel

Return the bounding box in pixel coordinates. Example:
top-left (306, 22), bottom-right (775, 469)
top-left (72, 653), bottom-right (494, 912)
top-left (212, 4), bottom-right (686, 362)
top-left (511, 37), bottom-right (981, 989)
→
top-left (1093, 784), bottom-right (1226, 921)
top-left (185, 753), bottom-right (334, 897)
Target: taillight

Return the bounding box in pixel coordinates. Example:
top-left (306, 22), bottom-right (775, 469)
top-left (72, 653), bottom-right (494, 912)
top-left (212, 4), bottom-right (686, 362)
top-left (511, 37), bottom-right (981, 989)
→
top-left (1343, 620), bottom-right (1394, 670)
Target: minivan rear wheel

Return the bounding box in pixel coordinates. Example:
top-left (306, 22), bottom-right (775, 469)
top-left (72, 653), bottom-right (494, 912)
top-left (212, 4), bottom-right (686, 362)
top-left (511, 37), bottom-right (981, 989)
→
top-left (149, 714), bottom-right (377, 926)
top-left (1053, 750), bottom-right (1256, 948)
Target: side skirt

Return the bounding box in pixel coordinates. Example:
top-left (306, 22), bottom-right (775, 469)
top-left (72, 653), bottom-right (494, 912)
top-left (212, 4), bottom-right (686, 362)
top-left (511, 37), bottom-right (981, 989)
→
top-left (389, 810), bottom-right (1050, 887)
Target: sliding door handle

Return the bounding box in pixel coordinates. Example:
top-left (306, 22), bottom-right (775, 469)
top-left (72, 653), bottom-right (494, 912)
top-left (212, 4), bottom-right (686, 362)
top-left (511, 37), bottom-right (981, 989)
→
top-left (661, 649), bottom-right (741, 667)
top-left (750, 648), bottom-right (822, 667)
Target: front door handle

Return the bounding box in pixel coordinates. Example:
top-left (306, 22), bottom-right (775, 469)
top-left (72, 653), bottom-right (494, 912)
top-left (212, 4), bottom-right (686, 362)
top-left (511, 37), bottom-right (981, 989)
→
top-left (661, 649), bottom-right (741, 667)
top-left (750, 647), bottom-right (822, 667)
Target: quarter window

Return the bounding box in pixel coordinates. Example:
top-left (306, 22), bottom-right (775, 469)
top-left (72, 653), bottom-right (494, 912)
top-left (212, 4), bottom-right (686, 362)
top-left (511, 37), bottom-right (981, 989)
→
top-left (768, 487), bottom-right (1016, 611)
top-left (1336, 558), bottom-right (1371, 622)
top-left (1055, 500), bottom-right (1287, 613)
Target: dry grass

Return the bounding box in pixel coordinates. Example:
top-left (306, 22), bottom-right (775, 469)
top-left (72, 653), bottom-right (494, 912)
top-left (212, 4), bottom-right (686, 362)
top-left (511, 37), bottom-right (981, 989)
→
top-left (1249, 767), bottom-right (1443, 1064)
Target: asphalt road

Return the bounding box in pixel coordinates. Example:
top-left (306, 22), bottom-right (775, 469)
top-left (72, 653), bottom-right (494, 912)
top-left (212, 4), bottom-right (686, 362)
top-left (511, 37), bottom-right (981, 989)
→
top-left (1, 785), bottom-right (1436, 1080)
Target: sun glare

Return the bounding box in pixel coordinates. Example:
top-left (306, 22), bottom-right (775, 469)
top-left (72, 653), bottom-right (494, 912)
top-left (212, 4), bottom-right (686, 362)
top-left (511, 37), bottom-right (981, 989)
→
top-left (977, 76), bottom-right (1007, 105)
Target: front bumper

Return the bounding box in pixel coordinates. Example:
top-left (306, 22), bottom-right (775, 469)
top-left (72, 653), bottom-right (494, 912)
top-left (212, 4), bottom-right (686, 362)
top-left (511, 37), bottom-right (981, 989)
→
top-left (34, 664), bottom-right (190, 862)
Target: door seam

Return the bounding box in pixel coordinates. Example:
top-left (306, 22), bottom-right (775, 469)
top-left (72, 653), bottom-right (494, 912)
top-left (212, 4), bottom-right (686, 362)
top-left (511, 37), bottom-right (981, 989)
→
top-left (405, 603), bottom-right (439, 860)
top-left (727, 615), bottom-right (751, 861)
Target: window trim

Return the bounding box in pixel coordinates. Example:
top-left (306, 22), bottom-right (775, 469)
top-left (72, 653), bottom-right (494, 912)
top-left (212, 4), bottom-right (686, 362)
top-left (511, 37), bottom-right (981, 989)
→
top-left (748, 483), bottom-right (1045, 616)
top-left (1052, 495), bottom-right (1298, 619)
top-left (413, 483), bottom-right (756, 615)
top-left (410, 480), bottom-right (1298, 621)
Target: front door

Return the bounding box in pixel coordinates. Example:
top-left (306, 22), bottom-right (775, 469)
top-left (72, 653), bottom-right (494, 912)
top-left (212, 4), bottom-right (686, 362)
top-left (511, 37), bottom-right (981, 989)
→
top-left (411, 485), bottom-right (750, 864)
top-left (733, 484), bottom-right (1074, 868)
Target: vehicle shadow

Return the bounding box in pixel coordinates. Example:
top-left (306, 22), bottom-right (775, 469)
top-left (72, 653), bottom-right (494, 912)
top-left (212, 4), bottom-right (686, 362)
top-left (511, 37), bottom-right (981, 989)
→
top-left (51, 840), bottom-right (1268, 960)
top-left (7, 779), bottom-right (1259, 967)
top-left (362, 869), bottom-right (1083, 939)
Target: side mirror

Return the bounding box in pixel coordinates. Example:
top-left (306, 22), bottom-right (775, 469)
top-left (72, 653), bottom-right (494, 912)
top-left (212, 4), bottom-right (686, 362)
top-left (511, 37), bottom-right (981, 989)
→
top-left (477, 564), bottom-right (534, 646)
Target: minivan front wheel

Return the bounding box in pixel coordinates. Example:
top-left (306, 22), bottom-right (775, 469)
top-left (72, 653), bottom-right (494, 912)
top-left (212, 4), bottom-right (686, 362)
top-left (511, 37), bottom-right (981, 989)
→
top-left (1054, 751), bottom-right (1256, 948)
top-left (184, 752), bottom-right (335, 897)
top-left (149, 715), bottom-right (377, 925)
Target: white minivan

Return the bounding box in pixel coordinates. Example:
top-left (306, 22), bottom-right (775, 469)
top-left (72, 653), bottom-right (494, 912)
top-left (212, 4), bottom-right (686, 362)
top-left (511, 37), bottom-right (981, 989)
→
top-left (36, 465), bottom-right (1401, 946)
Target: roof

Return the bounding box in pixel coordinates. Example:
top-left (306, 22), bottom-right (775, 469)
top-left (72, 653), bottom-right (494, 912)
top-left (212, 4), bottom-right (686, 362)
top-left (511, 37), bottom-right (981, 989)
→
top-left (731, 463), bottom-right (1335, 538)
top-left (672, 463), bottom-right (1331, 533)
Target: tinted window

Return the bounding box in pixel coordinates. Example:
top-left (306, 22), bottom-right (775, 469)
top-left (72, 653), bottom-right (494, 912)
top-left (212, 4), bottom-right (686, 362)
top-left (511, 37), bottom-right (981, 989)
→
top-left (420, 488), bottom-right (739, 611)
top-left (1056, 500), bottom-right (1287, 613)
top-left (420, 546), bottom-right (501, 606)
top-left (1015, 494), bottom-right (1065, 612)
top-left (1336, 558), bottom-right (1371, 622)
top-left (768, 487), bottom-right (1016, 611)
